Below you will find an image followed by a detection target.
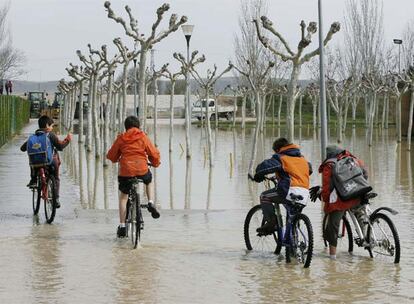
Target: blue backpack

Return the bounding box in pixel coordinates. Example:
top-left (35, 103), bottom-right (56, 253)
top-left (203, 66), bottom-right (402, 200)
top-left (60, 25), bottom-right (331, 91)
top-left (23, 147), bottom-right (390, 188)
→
top-left (27, 131), bottom-right (53, 167)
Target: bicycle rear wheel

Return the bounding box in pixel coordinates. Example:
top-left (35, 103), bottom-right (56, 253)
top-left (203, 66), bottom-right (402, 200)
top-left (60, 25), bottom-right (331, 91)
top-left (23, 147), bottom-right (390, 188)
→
top-left (128, 191), bottom-right (140, 249)
top-left (44, 176), bottom-right (56, 224)
top-left (367, 213), bottom-right (400, 264)
top-left (32, 177), bottom-right (41, 215)
top-left (288, 213), bottom-right (313, 268)
top-left (322, 213), bottom-right (353, 253)
top-left (244, 205), bottom-right (281, 254)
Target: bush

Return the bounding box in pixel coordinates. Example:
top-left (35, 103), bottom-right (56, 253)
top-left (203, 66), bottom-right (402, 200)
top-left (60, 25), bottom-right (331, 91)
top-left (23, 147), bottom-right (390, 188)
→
top-left (0, 95), bottom-right (30, 148)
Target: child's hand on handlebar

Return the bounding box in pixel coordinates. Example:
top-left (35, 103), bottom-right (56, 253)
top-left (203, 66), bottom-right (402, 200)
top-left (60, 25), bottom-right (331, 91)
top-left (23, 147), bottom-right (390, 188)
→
top-left (66, 133), bottom-right (73, 142)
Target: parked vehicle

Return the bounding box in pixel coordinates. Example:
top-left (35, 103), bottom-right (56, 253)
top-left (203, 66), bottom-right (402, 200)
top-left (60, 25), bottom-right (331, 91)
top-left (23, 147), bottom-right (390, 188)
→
top-left (192, 98), bottom-right (236, 121)
top-left (27, 92), bottom-right (47, 118)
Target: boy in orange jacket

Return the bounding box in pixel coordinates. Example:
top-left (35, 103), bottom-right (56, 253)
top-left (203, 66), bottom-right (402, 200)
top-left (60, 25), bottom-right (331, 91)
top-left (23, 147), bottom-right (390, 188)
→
top-left (107, 116), bottom-right (160, 238)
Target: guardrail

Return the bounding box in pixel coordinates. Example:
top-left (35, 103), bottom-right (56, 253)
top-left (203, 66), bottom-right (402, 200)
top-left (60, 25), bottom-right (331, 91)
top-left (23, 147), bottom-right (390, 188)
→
top-left (0, 95), bottom-right (30, 148)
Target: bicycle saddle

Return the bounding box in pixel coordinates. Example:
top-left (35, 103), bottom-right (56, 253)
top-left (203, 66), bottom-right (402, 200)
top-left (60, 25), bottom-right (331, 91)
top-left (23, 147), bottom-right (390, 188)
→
top-left (130, 177), bottom-right (145, 184)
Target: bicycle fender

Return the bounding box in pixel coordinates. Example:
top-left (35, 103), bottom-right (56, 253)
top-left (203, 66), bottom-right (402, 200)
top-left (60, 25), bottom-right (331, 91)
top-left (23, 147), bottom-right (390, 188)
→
top-left (371, 207), bottom-right (399, 217)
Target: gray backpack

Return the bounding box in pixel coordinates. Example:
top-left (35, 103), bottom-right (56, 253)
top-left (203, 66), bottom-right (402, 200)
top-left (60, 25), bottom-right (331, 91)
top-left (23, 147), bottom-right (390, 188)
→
top-left (331, 156), bottom-right (372, 200)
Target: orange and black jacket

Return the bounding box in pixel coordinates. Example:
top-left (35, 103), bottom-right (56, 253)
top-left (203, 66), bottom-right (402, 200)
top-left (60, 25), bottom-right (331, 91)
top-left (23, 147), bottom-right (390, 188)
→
top-left (253, 144), bottom-right (312, 198)
top-left (107, 127), bottom-right (160, 177)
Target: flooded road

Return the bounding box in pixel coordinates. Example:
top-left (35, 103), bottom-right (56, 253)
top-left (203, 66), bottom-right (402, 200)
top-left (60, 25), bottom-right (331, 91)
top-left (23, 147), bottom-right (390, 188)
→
top-left (0, 120), bottom-right (413, 303)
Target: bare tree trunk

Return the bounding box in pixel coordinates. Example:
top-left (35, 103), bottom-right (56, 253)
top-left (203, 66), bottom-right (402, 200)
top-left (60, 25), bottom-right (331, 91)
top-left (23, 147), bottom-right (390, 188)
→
top-left (215, 95), bottom-right (219, 128)
top-left (381, 95), bottom-right (386, 129)
top-left (368, 92), bottom-right (377, 146)
top-left (312, 98), bottom-right (318, 130)
top-left (241, 94), bottom-right (246, 129)
top-left (103, 73), bottom-right (113, 166)
top-left (286, 65), bottom-right (300, 142)
top-left (397, 94), bottom-right (402, 143)
top-left (86, 77), bottom-right (93, 152)
top-left (92, 74), bottom-right (101, 158)
top-left (343, 98), bottom-right (350, 133)
top-left (153, 78), bottom-right (159, 146)
top-left (352, 95), bottom-right (357, 126)
top-left (184, 158), bottom-right (192, 209)
top-left (205, 90), bottom-right (213, 167)
top-left (184, 76), bottom-right (192, 159)
top-left (78, 81), bottom-right (84, 143)
top-left (169, 81), bottom-right (175, 152)
top-left (232, 93), bottom-right (237, 128)
top-left (337, 106), bottom-right (343, 143)
top-left (121, 63), bottom-right (128, 124)
top-left (272, 94), bottom-right (275, 126)
top-left (299, 94), bottom-right (303, 128)
top-left (385, 94), bottom-right (389, 129)
top-left (407, 91), bottom-right (414, 151)
top-left (169, 152), bottom-right (174, 209)
top-left (278, 94), bottom-right (283, 128)
top-left (86, 150), bottom-right (93, 208)
top-left (78, 141), bottom-right (86, 207)
top-left (248, 91), bottom-right (261, 174)
top-left (138, 50), bottom-right (148, 125)
top-left (260, 92), bottom-right (266, 133)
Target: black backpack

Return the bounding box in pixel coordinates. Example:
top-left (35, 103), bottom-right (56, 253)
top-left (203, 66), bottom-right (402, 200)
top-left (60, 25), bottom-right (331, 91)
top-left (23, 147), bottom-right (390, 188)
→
top-left (331, 155), bottom-right (372, 200)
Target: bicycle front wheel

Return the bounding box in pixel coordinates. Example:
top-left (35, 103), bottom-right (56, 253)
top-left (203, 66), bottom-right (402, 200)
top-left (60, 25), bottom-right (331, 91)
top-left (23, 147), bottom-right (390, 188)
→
top-left (32, 178), bottom-right (41, 215)
top-left (322, 213), bottom-right (353, 253)
top-left (367, 213), bottom-right (400, 264)
top-left (289, 213), bottom-right (314, 268)
top-left (244, 205), bottom-right (281, 254)
top-left (44, 176), bottom-right (56, 224)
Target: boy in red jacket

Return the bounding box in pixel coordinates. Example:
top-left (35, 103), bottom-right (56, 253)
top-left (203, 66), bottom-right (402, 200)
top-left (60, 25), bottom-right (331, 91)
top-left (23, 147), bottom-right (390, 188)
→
top-left (107, 116), bottom-right (160, 238)
top-left (310, 145), bottom-right (368, 260)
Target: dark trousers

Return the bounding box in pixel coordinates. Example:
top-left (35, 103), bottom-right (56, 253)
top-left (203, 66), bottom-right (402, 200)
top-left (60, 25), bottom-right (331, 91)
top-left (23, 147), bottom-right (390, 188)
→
top-left (260, 188), bottom-right (285, 221)
top-left (30, 154), bottom-right (61, 198)
top-left (323, 210), bottom-right (345, 247)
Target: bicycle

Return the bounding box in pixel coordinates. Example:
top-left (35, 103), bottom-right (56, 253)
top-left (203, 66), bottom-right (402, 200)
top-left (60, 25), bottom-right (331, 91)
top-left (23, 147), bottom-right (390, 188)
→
top-left (125, 177), bottom-right (149, 249)
top-left (31, 166), bottom-right (57, 224)
top-left (322, 192), bottom-right (400, 264)
top-left (244, 175), bottom-right (314, 268)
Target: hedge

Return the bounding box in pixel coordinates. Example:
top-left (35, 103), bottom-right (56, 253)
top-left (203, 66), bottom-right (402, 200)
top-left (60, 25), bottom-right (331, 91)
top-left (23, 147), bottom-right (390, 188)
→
top-left (0, 95), bottom-right (30, 148)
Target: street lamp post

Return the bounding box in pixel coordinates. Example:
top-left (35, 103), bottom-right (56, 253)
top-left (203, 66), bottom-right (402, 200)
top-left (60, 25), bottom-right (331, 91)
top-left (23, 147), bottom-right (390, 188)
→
top-left (181, 24), bottom-right (194, 159)
top-left (318, 0), bottom-right (328, 160)
top-left (393, 39), bottom-right (403, 74)
top-left (133, 58), bottom-right (138, 116)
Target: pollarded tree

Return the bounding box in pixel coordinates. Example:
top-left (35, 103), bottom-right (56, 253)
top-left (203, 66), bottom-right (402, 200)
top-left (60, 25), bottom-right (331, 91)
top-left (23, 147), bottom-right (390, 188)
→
top-left (104, 2), bottom-right (187, 126)
top-left (112, 37), bottom-right (139, 130)
top-left (66, 65), bottom-right (89, 143)
top-left (76, 45), bottom-right (106, 157)
top-left (254, 17), bottom-right (340, 141)
top-left (173, 51), bottom-right (206, 159)
top-left (233, 61), bottom-right (275, 174)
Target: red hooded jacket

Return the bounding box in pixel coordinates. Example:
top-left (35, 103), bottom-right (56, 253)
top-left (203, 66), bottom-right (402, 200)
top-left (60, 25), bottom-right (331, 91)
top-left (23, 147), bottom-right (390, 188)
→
top-left (106, 127), bottom-right (160, 177)
top-left (319, 151), bottom-right (367, 213)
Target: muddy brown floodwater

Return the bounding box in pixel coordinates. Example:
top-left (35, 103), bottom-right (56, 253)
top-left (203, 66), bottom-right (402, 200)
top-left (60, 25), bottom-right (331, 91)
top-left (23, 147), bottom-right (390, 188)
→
top-left (0, 120), bottom-right (413, 303)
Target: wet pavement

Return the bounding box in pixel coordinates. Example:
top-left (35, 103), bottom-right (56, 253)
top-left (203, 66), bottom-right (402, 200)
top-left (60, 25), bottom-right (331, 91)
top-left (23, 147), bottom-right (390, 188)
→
top-left (0, 121), bottom-right (413, 303)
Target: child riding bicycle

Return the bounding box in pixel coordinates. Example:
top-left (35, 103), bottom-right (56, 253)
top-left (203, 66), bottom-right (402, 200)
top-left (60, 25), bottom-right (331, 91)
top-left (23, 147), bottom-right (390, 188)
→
top-left (20, 115), bottom-right (72, 208)
top-left (309, 145), bottom-right (369, 260)
top-left (107, 116), bottom-right (160, 238)
top-left (251, 138), bottom-right (312, 233)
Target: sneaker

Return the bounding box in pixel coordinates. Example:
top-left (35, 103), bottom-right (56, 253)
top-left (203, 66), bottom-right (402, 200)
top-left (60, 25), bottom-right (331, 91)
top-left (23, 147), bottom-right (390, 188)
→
top-left (117, 226), bottom-right (126, 238)
top-left (55, 198), bottom-right (61, 209)
top-left (147, 202), bottom-right (160, 219)
top-left (256, 217), bottom-right (277, 234)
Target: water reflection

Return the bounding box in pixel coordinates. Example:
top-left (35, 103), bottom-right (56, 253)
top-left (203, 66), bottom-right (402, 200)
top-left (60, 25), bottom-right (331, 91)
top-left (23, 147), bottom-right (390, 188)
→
top-left (30, 225), bottom-right (63, 300)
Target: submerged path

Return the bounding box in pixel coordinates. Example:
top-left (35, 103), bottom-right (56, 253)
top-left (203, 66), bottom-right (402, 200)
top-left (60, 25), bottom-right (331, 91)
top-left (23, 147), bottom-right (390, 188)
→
top-left (0, 121), bottom-right (413, 303)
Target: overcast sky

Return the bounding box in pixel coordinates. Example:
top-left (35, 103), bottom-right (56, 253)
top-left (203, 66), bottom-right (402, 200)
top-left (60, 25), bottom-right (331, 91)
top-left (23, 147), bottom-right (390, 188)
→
top-left (7, 0), bottom-right (414, 81)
